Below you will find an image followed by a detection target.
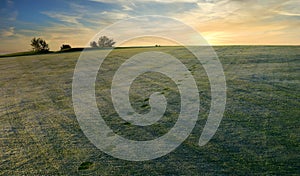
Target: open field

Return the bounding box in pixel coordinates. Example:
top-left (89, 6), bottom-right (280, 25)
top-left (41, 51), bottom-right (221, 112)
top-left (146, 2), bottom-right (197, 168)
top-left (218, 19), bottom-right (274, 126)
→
top-left (0, 46), bottom-right (299, 175)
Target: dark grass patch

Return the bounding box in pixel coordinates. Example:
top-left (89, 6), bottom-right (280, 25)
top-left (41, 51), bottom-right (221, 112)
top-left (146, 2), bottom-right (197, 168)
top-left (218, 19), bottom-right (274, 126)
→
top-left (78, 161), bottom-right (94, 170)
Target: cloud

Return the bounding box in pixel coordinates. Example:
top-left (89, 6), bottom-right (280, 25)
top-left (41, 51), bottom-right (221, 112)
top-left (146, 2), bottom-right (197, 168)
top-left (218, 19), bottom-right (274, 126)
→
top-left (173, 0), bottom-right (244, 23)
top-left (122, 5), bottom-right (134, 11)
top-left (0, 27), bottom-right (15, 37)
top-left (0, 31), bottom-right (33, 53)
top-left (41, 11), bottom-right (82, 24)
top-left (27, 22), bottom-right (98, 50)
top-left (275, 10), bottom-right (300, 17)
top-left (42, 2), bottom-right (132, 27)
top-left (89, 0), bottom-right (198, 3)
top-left (100, 11), bottom-right (131, 19)
top-left (165, 0), bottom-right (300, 44)
top-left (27, 2), bottom-right (133, 50)
top-left (0, 0), bottom-right (18, 23)
top-left (1, 0), bottom-right (300, 54)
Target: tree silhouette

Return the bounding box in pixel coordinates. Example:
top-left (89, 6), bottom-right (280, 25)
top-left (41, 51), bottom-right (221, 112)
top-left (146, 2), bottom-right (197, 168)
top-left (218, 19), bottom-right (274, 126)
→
top-left (89, 36), bottom-right (116, 48)
top-left (98, 36), bottom-right (116, 47)
top-left (31, 37), bottom-right (49, 52)
top-left (90, 41), bottom-right (98, 48)
top-left (60, 44), bottom-right (71, 50)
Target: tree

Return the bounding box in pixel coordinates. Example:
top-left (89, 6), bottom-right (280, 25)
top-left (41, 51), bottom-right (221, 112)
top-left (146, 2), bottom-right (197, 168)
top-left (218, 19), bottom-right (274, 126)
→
top-left (31, 38), bottom-right (40, 51)
top-left (97, 36), bottom-right (116, 47)
top-left (31, 37), bottom-right (49, 52)
top-left (89, 36), bottom-right (116, 48)
top-left (90, 41), bottom-right (98, 48)
top-left (60, 44), bottom-right (71, 50)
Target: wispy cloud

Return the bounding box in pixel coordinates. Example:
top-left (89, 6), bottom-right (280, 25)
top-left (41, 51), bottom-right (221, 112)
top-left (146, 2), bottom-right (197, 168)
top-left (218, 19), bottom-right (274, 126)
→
top-left (89, 0), bottom-right (198, 4)
top-left (0, 0), bottom-right (18, 25)
top-left (100, 11), bottom-right (131, 19)
top-left (275, 10), bottom-right (300, 17)
top-left (7, 0), bottom-right (14, 7)
top-left (166, 0), bottom-right (300, 44)
top-left (122, 5), bottom-right (134, 11)
top-left (0, 27), bottom-right (15, 37)
top-left (0, 0), bottom-right (18, 41)
top-left (41, 11), bottom-right (82, 25)
top-left (0, 0), bottom-right (299, 53)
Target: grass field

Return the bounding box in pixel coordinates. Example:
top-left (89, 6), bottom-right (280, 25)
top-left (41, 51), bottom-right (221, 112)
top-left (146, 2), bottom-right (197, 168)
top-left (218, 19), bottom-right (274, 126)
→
top-left (0, 46), bottom-right (299, 175)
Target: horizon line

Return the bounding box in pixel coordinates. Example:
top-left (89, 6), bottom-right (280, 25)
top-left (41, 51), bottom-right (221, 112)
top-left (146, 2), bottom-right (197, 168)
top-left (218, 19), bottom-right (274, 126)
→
top-left (1, 44), bottom-right (300, 56)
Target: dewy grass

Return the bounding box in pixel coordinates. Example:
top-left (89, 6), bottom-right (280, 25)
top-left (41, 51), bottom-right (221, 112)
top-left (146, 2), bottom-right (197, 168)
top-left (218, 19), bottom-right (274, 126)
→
top-left (78, 161), bottom-right (94, 170)
top-left (0, 46), bottom-right (299, 175)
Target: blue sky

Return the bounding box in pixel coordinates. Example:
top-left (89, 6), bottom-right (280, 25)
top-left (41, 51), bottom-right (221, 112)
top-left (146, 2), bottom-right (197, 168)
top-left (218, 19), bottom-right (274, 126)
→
top-left (0, 0), bottom-right (299, 53)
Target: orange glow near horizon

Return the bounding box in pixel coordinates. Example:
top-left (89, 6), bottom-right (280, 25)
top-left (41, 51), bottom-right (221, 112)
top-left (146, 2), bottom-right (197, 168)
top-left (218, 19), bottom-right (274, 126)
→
top-left (118, 37), bottom-right (180, 47)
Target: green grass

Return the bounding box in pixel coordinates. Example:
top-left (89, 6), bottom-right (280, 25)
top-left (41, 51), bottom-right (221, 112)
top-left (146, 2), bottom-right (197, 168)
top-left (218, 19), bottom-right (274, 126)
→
top-left (78, 161), bottom-right (94, 170)
top-left (0, 50), bottom-right (54, 58)
top-left (0, 46), bottom-right (299, 175)
top-left (0, 46), bottom-right (158, 58)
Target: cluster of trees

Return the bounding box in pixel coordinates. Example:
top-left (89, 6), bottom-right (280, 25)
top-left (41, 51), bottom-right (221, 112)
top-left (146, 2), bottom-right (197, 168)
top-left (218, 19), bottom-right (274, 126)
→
top-left (90, 36), bottom-right (116, 48)
top-left (30, 36), bottom-right (115, 53)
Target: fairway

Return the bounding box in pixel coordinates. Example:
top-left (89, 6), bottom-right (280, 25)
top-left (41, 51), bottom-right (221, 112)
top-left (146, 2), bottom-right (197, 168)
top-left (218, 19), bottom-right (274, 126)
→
top-left (0, 46), bottom-right (299, 175)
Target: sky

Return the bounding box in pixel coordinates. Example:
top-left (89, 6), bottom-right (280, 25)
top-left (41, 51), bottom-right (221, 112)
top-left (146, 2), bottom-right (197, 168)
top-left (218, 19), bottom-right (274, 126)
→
top-left (0, 0), bottom-right (299, 53)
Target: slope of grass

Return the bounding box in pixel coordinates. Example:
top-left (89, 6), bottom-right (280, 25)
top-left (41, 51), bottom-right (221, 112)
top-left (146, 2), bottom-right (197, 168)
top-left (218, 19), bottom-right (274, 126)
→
top-left (0, 51), bottom-right (54, 58)
top-left (0, 46), bottom-right (299, 175)
top-left (0, 46), bottom-right (157, 58)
